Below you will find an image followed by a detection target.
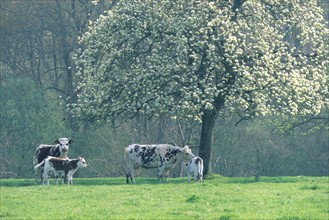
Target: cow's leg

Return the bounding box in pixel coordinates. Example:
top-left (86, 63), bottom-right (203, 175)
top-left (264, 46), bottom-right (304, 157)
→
top-left (187, 172), bottom-right (191, 182)
top-left (33, 155), bottom-right (40, 184)
top-left (66, 173), bottom-right (70, 185)
top-left (158, 166), bottom-right (165, 182)
top-left (125, 160), bottom-right (130, 183)
top-left (194, 170), bottom-right (198, 181)
top-left (157, 168), bottom-right (161, 182)
top-left (34, 166), bottom-right (38, 184)
top-left (61, 173), bottom-right (65, 184)
top-left (42, 171), bottom-right (46, 185)
top-left (54, 172), bottom-right (59, 185)
top-left (196, 162), bottom-right (200, 181)
top-left (68, 175), bottom-right (73, 185)
top-left (42, 171), bottom-right (49, 185)
top-left (126, 163), bottom-right (135, 184)
top-left (46, 173), bottom-right (50, 185)
top-left (130, 166), bottom-right (136, 183)
top-left (164, 169), bottom-right (170, 182)
top-left (39, 167), bottom-right (45, 184)
top-left (125, 167), bottom-right (131, 184)
top-left (65, 171), bottom-right (71, 185)
top-left (197, 173), bottom-right (202, 181)
top-left (34, 166), bottom-right (40, 184)
top-left (70, 171), bottom-right (74, 185)
top-left (158, 171), bottom-right (162, 182)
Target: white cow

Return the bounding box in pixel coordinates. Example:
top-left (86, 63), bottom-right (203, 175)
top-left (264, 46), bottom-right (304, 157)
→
top-left (124, 144), bottom-right (195, 183)
top-left (186, 156), bottom-right (204, 182)
top-left (34, 156), bottom-right (87, 185)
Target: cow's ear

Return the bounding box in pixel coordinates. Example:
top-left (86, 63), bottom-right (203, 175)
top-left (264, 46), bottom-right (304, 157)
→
top-left (69, 139), bottom-right (73, 144)
top-left (55, 140), bottom-right (60, 144)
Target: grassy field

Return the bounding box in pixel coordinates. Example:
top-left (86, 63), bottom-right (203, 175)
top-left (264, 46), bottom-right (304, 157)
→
top-left (0, 175), bottom-right (328, 219)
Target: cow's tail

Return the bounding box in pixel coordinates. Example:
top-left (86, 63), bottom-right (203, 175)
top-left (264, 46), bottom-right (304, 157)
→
top-left (198, 158), bottom-right (203, 180)
top-left (34, 160), bottom-right (45, 170)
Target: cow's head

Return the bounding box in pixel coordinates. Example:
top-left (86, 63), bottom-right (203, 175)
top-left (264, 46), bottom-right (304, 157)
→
top-left (55, 138), bottom-right (73, 153)
top-left (77, 156), bottom-right (88, 168)
top-left (181, 145), bottom-right (195, 160)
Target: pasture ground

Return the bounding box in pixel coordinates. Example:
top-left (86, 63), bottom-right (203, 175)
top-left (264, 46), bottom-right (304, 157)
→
top-left (0, 175), bottom-right (328, 219)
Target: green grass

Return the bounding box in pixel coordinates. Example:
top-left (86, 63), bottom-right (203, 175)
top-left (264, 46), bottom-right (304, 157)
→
top-left (1, 176), bottom-right (328, 219)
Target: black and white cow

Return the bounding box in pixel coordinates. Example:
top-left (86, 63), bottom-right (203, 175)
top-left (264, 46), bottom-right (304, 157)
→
top-left (34, 156), bottom-right (87, 185)
top-left (186, 156), bottom-right (204, 182)
top-left (124, 144), bottom-right (195, 183)
top-left (33, 138), bottom-right (73, 183)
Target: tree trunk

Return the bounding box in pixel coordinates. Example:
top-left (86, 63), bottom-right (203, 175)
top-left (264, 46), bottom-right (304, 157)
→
top-left (198, 110), bottom-right (217, 177)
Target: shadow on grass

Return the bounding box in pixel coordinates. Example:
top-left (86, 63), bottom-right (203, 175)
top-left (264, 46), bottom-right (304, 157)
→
top-left (204, 173), bottom-right (318, 184)
top-left (226, 177), bottom-right (302, 184)
top-left (0, 179), bottom-right (35, 187)
top-left (2, 175), bottom-right (326, 187)
top-left (0, 177), bottom-right (190, 187)
top-left (0, 178), bottom-right (128, 187)
top-left (220, 176), bottom-right (322, 184)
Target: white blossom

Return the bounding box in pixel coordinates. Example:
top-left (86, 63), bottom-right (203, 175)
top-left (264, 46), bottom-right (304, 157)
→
top-left (72, 0), bottom-right (329, 123)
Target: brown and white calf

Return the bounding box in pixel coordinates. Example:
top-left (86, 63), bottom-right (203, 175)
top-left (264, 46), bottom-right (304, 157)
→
top-left (34, 156), bottom-right (87, 185)
top-left (33, 138), bottom-right (73, 183)
top-left (124, 144), bottom-right (195, 183)
top-left (186, 156), bottom-right (204, 182)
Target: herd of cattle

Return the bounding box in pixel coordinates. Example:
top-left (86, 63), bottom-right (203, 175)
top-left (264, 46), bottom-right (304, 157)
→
top-left (33, 137), bottom-right (204, 185)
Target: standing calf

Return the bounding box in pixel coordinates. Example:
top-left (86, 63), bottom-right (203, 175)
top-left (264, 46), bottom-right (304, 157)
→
top-left (34, 156), bottom-right (87, 185)
top-left (186, 156), bottom-right (204, 182)
top-left (33, 138), bottom-right (73, 183)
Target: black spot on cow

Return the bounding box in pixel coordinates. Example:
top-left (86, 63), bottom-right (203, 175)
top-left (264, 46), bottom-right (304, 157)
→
top-left (172, 149), bottom-right (180, 156)
top-left (164, 148), bottom-right (180, 161)
top-left (195, 157), bottom-right (201, 164)
top-left (159, 156), bottom-right (164, 167)
top-left (51, 158), bottom-right (79, 174)
top-left (37, 147), bottom-right (60, 164)
top-left (140, 147), bottom-right (157, 165)
top-left (134, 145), bottom-right (140, 153)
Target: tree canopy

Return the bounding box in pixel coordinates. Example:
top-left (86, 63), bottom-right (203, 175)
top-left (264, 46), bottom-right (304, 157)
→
top-left (72, 0), bottom-right (328, 175)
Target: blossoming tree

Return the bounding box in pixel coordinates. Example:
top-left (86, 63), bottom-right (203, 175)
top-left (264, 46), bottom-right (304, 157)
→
top-left (72, 0), bottom-right (328, 176)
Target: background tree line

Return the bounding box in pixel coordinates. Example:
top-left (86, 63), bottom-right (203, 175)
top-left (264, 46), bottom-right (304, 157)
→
top-left (1, 0), bottom-right (328, 180)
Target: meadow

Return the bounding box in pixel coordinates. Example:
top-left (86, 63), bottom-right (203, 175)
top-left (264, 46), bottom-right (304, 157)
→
top-left (0, 175), bottom-right (328, 219)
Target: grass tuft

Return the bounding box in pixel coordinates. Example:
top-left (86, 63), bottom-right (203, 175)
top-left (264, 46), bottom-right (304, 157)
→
top-left (186, 195), bottom-right (200, 203)
top-left (300, 185), bottom-right (320, 190)
top-left (219, 215), bottom-right (233, 220)
top-left (203, 172), bottom-right (222, 180)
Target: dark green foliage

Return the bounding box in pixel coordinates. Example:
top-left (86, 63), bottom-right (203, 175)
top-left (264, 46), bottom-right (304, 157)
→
top-left (212, 119), bottom-right (328, 178)
top-left (0, 78), bottom-right (71, 177)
